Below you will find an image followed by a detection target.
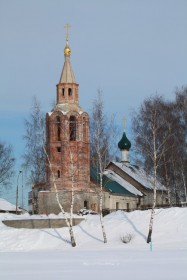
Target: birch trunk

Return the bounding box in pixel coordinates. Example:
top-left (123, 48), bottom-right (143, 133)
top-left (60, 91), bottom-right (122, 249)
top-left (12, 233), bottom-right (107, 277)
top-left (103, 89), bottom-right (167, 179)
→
top-left (147, 130), bottom-right (157, 244)
top-left (147, 183), bottom-right (157, 243)
top-left (68, 142), bottom-right (75, 230)
top-left (163, 155), bottom-right (170, 205)
top-left (99, 172), bottom-right (107, 243)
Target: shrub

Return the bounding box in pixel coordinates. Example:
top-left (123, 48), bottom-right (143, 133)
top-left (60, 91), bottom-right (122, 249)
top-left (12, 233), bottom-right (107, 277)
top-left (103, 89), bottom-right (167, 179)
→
top-left (121, 233), bottom-right (134, 244)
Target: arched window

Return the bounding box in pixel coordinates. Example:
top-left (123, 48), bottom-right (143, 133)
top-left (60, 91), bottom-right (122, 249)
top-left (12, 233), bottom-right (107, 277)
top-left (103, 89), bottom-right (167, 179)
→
top-left (56, 116), bottom-right (61, 141)
top-left (62, 88), bottom-right (65, 96)
top-left (57, 170), bottom-right (60, 178)
top-left (68, 88), bottom-right (72, 96)
top-left (56, 116), bottom-right (60, 122)
top-left (69, 116), bottom-right (76, 141)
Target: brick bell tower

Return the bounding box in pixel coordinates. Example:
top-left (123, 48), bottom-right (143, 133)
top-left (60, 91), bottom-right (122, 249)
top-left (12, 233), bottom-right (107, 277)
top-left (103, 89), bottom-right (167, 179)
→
top-left (46, 25), bottom-right (90, 192)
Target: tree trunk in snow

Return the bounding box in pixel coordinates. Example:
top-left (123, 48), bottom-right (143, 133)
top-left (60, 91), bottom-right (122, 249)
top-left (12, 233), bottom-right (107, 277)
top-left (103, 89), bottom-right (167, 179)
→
top-left (99, 173), bottom-right (107, 243)
top-left (147, 121), bottom-right (157, 244)
top-left (147, 183), bottom-right (157, 243)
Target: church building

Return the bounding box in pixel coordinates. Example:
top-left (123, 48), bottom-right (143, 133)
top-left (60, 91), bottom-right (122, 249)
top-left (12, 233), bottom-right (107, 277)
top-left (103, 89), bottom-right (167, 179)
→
top-left (29, 27), bottom-right (167, 214)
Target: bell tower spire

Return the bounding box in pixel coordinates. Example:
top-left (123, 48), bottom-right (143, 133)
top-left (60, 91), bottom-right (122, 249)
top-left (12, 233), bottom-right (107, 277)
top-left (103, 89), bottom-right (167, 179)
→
top-left (57, 24), bottom-right (78, 105)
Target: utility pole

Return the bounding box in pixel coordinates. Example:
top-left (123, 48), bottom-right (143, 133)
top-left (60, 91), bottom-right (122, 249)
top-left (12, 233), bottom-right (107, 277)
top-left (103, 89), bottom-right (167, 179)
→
top-left (32, 184), bottom-right (35, 215)
top-left (21, 171), bottom-right (24, 209)
top-left (16, 170), bottom-right (22, 214)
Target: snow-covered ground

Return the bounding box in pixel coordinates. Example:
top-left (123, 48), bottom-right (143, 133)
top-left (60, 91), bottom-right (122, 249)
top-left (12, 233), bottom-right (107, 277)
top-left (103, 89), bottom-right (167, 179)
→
top-left (0, 207), bottom-right (186, 280)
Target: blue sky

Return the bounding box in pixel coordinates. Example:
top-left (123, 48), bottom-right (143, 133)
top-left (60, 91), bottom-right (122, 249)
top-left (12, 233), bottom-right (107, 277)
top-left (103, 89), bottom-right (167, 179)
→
top-left (0, 0), bottom-right (187, 206)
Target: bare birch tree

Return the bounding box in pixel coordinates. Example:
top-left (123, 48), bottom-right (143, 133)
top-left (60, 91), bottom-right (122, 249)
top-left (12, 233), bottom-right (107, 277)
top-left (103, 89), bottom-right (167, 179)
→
top-left (0, 141), bottom-right (15, 189)
top-left (23, 97), bottom-right (76, 247)
top-left (90, 91), bottom-right (118, 243)
top-left (22, 97), bottom-right (46, 185)
top-left (174, 87), bottom-right (187, 203)
top-left (44, 113), bottom-right (79, 247)
top-left (43, 143), bottom-right (76, 247)
top-left (132, 96), bottom-right (173, 243)
top-left (62, 118), bottom-right (78, 237)
top-left (41, 113), bottom-right (77, 247)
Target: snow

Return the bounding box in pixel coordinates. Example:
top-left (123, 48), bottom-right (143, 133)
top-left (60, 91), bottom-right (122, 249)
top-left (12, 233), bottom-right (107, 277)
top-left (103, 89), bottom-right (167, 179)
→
top-left (0, 207), bottom-right (186, 280)
top-left (0, 198), bottom-right (20, 212)
top-left (114, 162), bottom-right (167, 191)
top-left (2, 212), bottom-right (83, 220)
top-left (104, 169), bottom-right (143, 196)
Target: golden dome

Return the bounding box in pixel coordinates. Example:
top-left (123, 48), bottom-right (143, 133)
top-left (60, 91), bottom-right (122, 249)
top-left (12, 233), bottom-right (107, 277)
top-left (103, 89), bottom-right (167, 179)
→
top-left (64, 45), bottom-right (71, 56)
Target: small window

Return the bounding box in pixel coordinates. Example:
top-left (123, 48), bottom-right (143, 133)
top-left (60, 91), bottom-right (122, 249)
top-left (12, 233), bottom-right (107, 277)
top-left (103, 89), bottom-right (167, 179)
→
top-left (57, 126), bottom-right (61, 141)
top-left (57, 170), bottom-right (60, 178)
top-left (62, 88), bottom-right (65, 96)
top-left (68, 88), bottom-right (72, 96)
top-left (56, 147), bottom-right (61, 152)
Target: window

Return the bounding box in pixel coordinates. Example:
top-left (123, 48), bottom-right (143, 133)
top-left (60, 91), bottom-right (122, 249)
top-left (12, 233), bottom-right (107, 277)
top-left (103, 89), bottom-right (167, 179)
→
top-left (56, 147), bottom-right (61, 152)
top-left (56, 116), bottom-right (61, 141)
top-left (116, 202), bottom-right (119, 210)
top-left (62, 88), bottom-right (65, 96)
top-left (57, 170), bottom-right (60, 178)
top-left (84, 200), bottom-right (88, 209)
top-left (68, 88), bottom-right (72, 96)
top-left (56, 116), bottom-right (60, 122)
top-left (70, 116), bottom-right (76, 141)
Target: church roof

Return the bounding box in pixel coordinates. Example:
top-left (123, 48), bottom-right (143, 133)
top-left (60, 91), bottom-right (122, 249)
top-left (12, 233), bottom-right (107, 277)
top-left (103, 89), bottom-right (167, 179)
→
top-left (90, 168), bottom-right (142, 197)
top-left (59, 56), bottom-right (76, 83)
top-left (112, 162), bottom-right (167, 191)
top-left (59, 39), bottom-right (76, 84)
top-left (103, 169), bottom-right (143, 196)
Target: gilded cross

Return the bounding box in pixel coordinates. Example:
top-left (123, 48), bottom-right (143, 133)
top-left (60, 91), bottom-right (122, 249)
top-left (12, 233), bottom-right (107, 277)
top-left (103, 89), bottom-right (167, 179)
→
top-left (64, 23), bottom-right (71, 41)
top-left (122, 116), bottom-right (126, 131)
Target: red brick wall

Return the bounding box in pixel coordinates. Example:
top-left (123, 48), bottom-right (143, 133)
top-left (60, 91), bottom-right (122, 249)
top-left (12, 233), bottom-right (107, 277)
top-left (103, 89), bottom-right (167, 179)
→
top-left (46, 109), bottom-right (90, 192)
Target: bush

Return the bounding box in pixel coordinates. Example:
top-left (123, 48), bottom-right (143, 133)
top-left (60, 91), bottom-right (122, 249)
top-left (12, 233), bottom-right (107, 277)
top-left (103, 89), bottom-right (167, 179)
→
top-left (121, 233), bottom-right (134, 244)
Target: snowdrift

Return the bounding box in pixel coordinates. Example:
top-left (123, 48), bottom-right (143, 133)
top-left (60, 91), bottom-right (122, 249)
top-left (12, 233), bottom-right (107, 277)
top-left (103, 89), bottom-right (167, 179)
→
top-left (0, 207), bottom-right (186, 252)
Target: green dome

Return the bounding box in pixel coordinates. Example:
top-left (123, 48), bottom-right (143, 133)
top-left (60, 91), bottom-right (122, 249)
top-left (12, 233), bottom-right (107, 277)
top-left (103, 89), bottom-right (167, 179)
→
top-left (118, 132), bottom-right (131, 151)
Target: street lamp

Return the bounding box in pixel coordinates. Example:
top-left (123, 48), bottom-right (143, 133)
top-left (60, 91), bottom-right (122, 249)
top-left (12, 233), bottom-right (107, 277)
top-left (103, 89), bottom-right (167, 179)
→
top-left (16, 170), bottom-right (22, 214)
